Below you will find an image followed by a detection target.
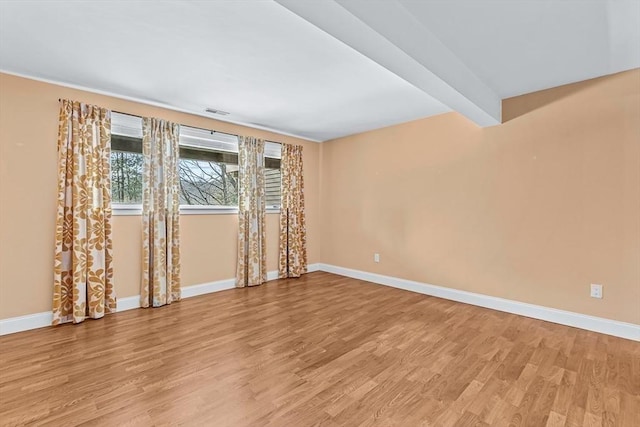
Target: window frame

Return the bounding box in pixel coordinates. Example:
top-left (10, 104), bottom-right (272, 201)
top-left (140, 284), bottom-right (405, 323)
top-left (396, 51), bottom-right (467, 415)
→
top-left (109, 113), bottom-right (282, 216)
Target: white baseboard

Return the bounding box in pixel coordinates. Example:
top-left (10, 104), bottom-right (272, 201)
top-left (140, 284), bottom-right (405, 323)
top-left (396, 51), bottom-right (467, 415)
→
top-left (318, 264), bottom-right (640, 342)
top-left (117, 276), bottom-right (238, 313)
top-left (0, 312), bottom-right (54, 336)
top-left (115, 295), bottom-right (141, 312)
top-left (0, 263), bottom-right (322, 336)
top-left (307, 263), bottom-right (321, 273)
top-left (15, 263), bottom-right (631, 341)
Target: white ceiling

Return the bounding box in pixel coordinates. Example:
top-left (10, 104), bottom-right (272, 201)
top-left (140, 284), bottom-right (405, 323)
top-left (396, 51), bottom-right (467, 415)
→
top-left (397, 0), bottom-right (640, 98)
top-left (0, 1), bottom-right (638, 141)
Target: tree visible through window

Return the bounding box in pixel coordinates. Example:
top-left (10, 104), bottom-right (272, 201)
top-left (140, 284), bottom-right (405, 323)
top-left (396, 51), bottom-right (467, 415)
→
top-left (111, 150), bottom-right (143, 204)
top-left (177, 158), bottom-right (238, 206)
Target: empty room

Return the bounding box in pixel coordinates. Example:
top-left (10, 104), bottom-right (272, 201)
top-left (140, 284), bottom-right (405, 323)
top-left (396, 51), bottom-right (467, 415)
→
top-left (0, 0), bottom-right (638, 426)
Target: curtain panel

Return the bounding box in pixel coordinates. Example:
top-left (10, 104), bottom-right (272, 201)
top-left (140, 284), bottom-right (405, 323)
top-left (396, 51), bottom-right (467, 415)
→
top-left (140, 117), bottom-right (181, 307)
top-left (236, 136), bottom-right (267, 287)
top-left (279, 143), bottom-right (307, 278)
top-left (53, 100), bottom-right (116, 324)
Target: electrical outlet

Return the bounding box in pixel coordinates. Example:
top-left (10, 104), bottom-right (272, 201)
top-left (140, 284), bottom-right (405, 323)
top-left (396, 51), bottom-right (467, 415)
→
top-left (374, 253), bottom-right (380, 263)
top-left (590, 284), bottom-right (603, 299)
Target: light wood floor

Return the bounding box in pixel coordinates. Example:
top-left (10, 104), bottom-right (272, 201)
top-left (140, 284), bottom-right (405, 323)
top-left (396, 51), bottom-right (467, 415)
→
top-left (1, 272), bottom-right (638, 426)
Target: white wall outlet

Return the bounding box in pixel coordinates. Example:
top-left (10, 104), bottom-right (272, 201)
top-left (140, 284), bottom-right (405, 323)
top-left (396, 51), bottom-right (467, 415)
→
top-left (590, 284), bottom-right (603, 299)
top-left (374, 253), bottom-right (380, 263)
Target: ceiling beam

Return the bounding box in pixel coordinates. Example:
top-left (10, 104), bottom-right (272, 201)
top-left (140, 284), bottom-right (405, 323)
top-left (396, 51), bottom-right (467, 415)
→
top-left (275, 0), bottom-right (501, 126)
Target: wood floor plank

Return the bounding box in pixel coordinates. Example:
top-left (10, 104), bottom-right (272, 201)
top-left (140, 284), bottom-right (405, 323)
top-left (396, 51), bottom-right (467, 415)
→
top-left (0, 272), bottom-right (638, 426)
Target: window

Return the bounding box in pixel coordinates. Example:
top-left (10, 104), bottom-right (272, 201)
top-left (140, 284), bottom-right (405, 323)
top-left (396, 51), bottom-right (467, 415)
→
top-left (110, 112), bottom-right (281, 212)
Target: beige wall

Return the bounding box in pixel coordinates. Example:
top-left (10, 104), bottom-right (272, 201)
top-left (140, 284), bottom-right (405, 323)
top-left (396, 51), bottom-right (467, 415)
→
top-left (2, 69), bottom-right (638, 325)
top-left (319, 69), bottom-right (640, 324)
top-left (0, 73), bottom-right (320, 319)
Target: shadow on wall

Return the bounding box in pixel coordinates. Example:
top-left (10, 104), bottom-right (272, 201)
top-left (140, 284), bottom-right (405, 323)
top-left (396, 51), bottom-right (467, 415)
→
top-left (501, 69), bottom-right (637, 122)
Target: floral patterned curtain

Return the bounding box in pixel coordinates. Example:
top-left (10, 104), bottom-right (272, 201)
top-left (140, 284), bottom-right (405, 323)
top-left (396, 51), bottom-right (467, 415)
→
top-left (53, 100), bottom-right (116, 324)
top-left (140, 118), bottom-right (181, 307)
top-left (279, 143), bottom-right (307, 278)
top-left (236, 136), bottom-right (267, 287)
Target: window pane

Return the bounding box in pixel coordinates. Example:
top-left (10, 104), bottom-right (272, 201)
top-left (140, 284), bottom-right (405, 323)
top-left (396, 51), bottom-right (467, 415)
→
top-left (110, 150), bottom-right (143, 204)
top-left (265, 167), bottom-right (281, 208)
top-left (178, 158), bottom-right (239, 206)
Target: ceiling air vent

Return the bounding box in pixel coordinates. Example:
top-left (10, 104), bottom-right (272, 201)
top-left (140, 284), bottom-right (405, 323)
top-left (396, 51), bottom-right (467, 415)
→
top-left (205, 107), bottom-right (230, 116)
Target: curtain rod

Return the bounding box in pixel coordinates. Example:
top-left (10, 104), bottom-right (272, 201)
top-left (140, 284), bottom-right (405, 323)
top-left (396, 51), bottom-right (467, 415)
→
top-left (57, 98), bottom-right (246, 140)
top-left (116, 110), bottom-right (241, 139)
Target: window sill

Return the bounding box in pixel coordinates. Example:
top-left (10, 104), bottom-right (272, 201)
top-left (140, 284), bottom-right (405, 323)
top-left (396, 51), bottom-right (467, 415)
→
top-left (112, 205), bottom-right (280, 216)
